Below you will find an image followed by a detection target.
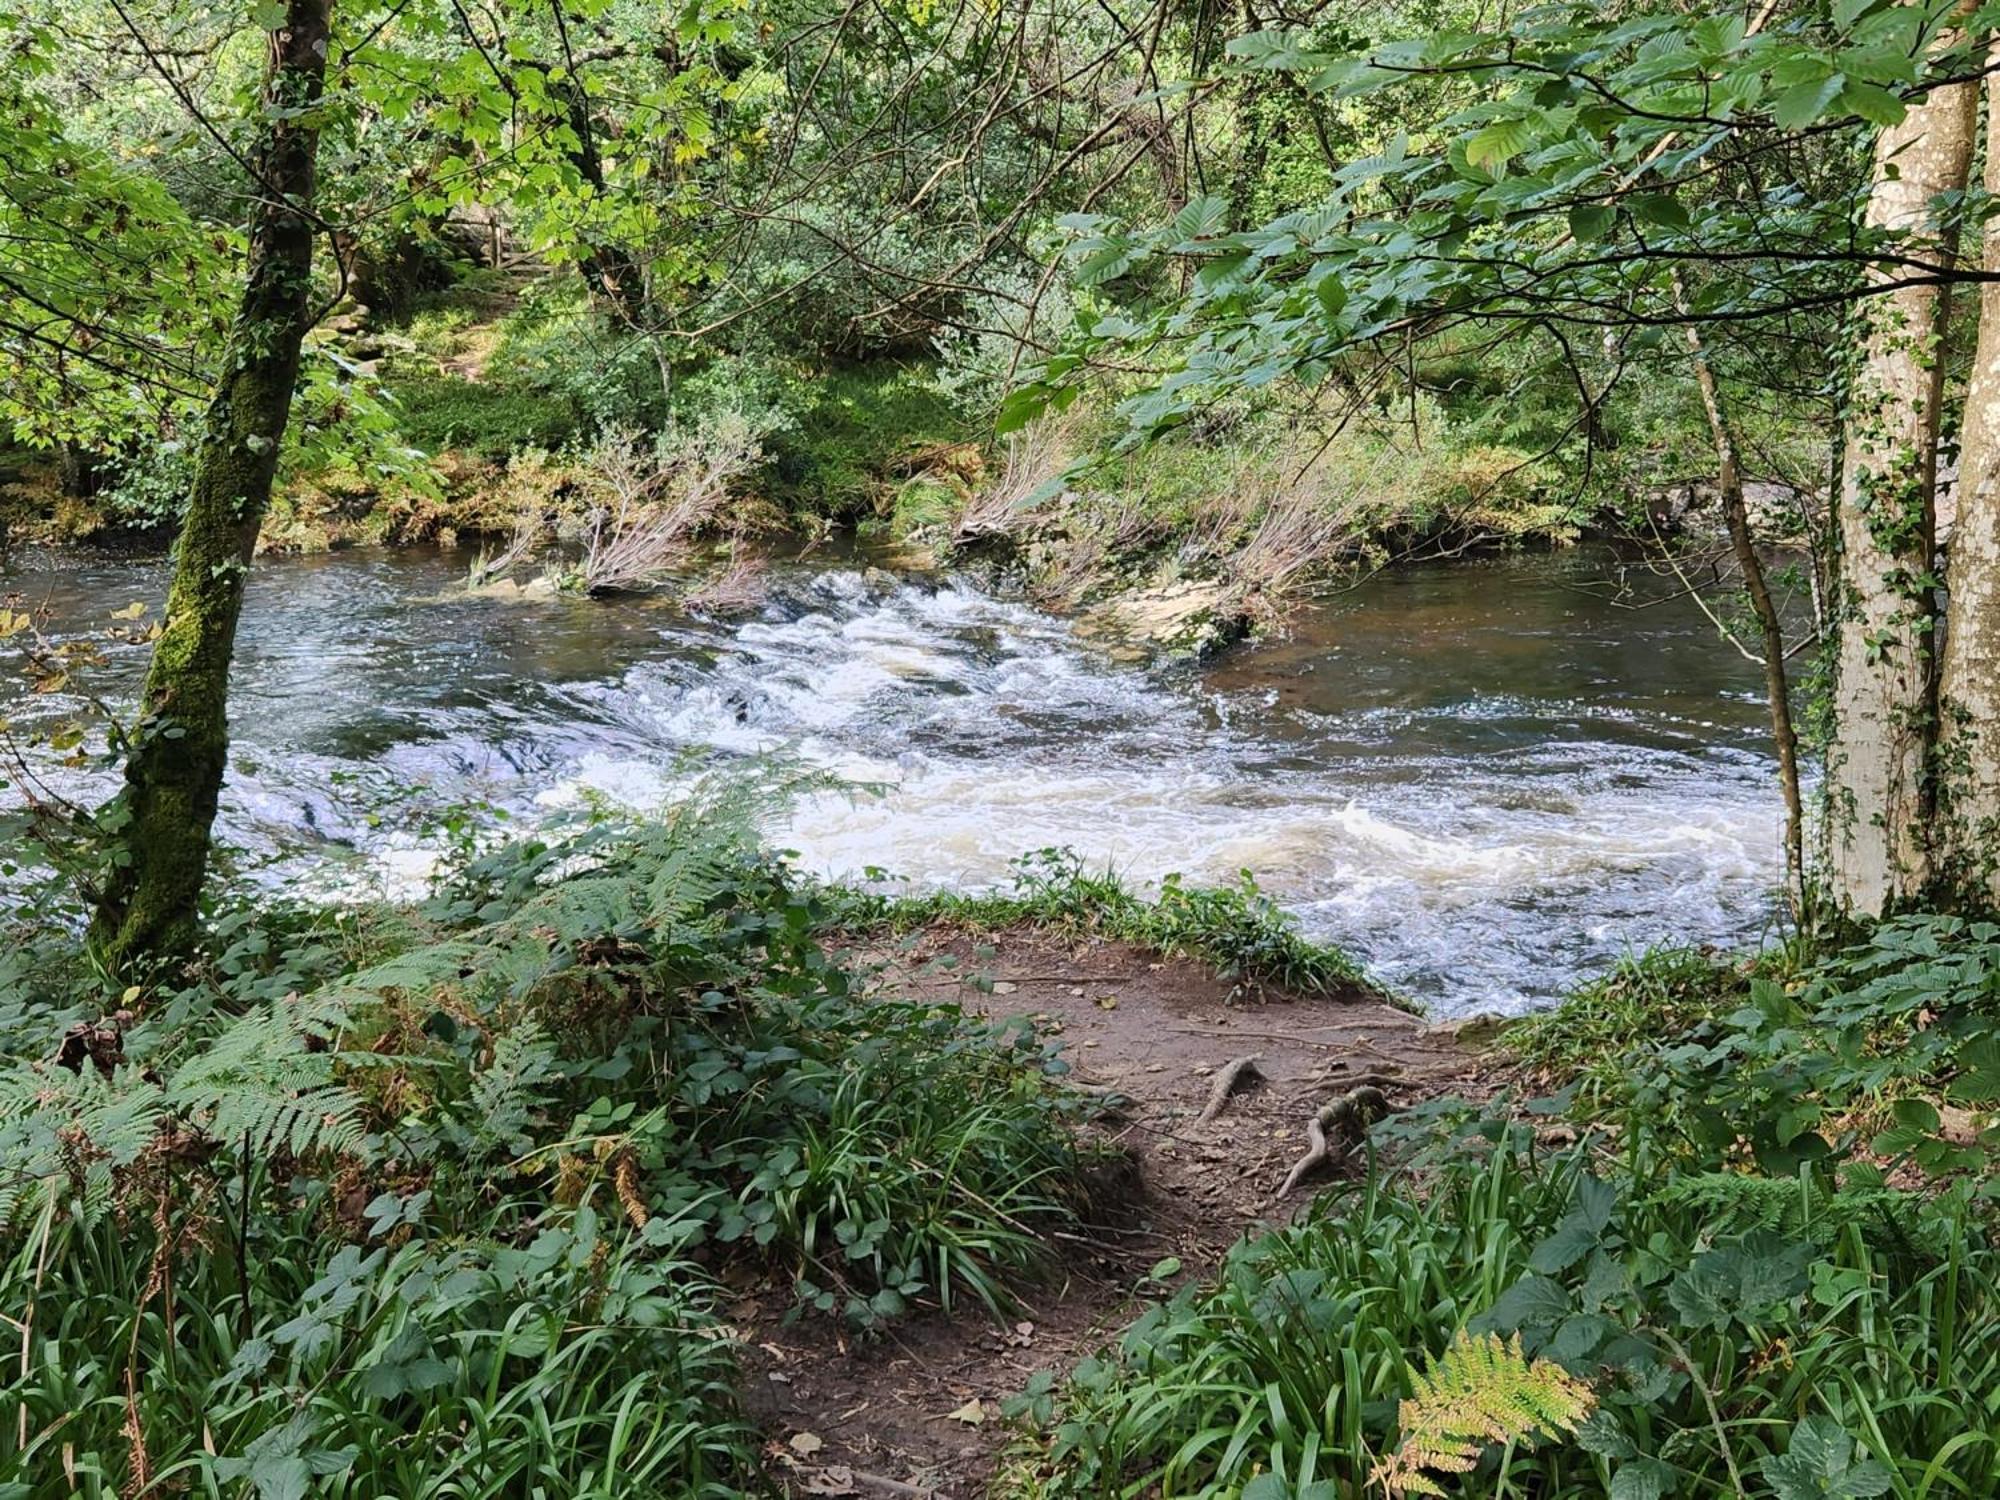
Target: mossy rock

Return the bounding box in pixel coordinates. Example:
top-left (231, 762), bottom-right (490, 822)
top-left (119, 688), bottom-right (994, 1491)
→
top-left (1077, 579), bottom-right (1252, 663)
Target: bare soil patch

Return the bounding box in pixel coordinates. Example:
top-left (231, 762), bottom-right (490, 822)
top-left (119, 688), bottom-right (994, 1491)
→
top-left (739, 925), bottom-right (1484, 1498)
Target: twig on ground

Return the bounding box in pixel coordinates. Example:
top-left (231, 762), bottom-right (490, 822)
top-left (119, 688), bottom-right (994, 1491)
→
top-left (1277, 1086), bottom-right (1390, 1200)
top-left (1196, 1054), bottom-right (1264, 1124)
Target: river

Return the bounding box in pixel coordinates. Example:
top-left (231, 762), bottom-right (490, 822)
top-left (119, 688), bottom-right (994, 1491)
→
top-left (3, 543), bottom-right (1785, 1014)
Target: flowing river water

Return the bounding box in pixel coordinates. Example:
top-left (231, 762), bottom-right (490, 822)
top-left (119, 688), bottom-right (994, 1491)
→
top-left (4, 544), bottom-right (1785, 1015)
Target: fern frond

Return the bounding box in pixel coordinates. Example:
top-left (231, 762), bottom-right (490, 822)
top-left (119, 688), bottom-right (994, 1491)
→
top-left (1371, 1331), bottom-right (1595, 1497)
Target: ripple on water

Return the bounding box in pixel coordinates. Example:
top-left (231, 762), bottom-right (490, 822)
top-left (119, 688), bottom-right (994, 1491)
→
top-left (0, 548), bottom-right (1786, 1014)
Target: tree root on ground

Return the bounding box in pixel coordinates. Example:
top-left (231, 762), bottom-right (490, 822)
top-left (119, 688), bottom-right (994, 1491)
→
top-left (1196, 1054), bottom-right (1264, 1124)
top-left (1276, 1085), bottom-right (1389, 1199)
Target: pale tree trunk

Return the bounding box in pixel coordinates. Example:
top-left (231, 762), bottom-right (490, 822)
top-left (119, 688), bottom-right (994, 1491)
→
top-left (1936, 69), bottom-right (2000, 907)
top-left (1824, 76), bottom-right (1978, 916)
top-left (89, 0), bottom-right (333, 974)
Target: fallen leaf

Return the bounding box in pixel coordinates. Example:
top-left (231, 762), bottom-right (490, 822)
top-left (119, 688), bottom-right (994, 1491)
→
top-left (804, 1468), bottom-right (857, 1496)
top-left (992, 981), bottom-right (1018, 995)
top-left (1095, 995), bottom-right (1118, 1010)
top-left (946, 1399), bottom-right (988, 1425)
top-left (790, 1432), bottom-right (825, 1457)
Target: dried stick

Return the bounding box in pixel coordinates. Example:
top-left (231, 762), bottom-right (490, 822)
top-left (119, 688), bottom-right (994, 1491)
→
top-left (1277, 1086), bottom-right (1389, 1200)
top-left (1196, 1054), bottom-right (1264, 1124)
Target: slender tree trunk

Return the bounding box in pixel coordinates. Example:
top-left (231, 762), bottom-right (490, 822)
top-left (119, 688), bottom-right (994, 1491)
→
top-left (1936, 68), bottom-right (2000, 907)
top-left (88, 0), bottom-right (333, 973)
top-left (1823, 75), bottom-right (1977, 916)
top-left (1676, 283), bottom-right (1806, 915)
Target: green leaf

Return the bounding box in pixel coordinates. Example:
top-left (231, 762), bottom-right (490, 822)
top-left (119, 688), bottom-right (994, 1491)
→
top-left (1465, 116), bottom-right (1537, 173)
top-left (1077, 244), bottom-right (1135, 285)
top-left (1774, 74), bottom-right (1846, 131)
top-left (1172, 194), bottom-right (1230, 242)
top-left (1667, 1233), bottom-right (1810, 1330)
top-left (1630, 193), bottom-right (1689, 231)
top-left (1762, 1415), bottom-right (1893, 1499)
top-left (1575, 1410), bottom-right (1636, 1460)
top-left (1475, 1273), bottom-right (1572, 1332)
top-left (1610, 1458), bottom-right (1675, 1500)
top-left (1226, 29), bottom-right (1308, 70)
top-left (1568, 203), bottom-right (1615, 241)
top-left (1892, 1097), bottom-right (1941, 1132)
top-left (1838, 80), bottom-right (1906, 127)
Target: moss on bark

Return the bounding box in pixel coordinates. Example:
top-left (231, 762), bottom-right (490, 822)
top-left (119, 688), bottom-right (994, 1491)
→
top-left (88, 0), bottom-right (333, 975)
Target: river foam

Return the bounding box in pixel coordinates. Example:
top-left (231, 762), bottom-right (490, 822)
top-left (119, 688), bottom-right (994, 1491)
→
top-left (3, 548), bottom-right (1786, 1014)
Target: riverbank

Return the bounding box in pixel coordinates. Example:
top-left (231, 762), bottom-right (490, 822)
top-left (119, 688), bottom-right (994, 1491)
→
top-left (7, 797), bottom-right (1995, 1499)
top-left (1, 280), bottom-right (1658, 656)
top-left (744, 921), bottom-right (1482, 1497)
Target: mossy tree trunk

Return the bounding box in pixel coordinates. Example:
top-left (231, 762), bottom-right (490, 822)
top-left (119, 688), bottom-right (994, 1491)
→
top-left (1823, 74), bottom-right (1977, 916)
top-left (88, 0), bottom-right (333, 974)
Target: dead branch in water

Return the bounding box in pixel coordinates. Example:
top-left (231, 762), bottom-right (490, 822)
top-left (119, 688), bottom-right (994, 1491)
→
top-left (568, 418), bottom-right (762, 594)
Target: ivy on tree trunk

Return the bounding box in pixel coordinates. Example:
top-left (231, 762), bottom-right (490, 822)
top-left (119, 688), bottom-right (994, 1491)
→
top-left (88, 0), bottom-right (333, 974)
top-left (1823, 71), bottom-right (1976, 917)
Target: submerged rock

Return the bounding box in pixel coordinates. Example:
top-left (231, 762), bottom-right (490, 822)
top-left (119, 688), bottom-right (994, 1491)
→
top-left (1077, 578), bottom-right (1251, 662)
top-left (458, 574), bottom-right (560, 603)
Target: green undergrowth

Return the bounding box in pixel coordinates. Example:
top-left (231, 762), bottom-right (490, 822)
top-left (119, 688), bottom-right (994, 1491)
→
top-left (833, 846), bottom-right (1376, 1001)
top-left (1019, 1124), bottom-right (2000, 1499)
top-left (1013, 915), bottom-right (2000, 1499)
top-left (1503, 944), bottom-right (1761, 1106)
top-left (0, 795), bottom-right (1094, 1496)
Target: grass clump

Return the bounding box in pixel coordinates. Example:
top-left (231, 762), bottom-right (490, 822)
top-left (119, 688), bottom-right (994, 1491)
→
top-left (843, 846), bottom-right (1371, 999)
top-left (0, 794), bottom-right (1091, 1495)
top-left (1503, 944), bottom-right (1750, 1102)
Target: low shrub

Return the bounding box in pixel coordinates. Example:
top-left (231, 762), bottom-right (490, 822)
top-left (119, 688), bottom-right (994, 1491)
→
top-left (381, 371), bottom-right (583, 460)
top-left (0, 796), bottom-right (1091, 1494)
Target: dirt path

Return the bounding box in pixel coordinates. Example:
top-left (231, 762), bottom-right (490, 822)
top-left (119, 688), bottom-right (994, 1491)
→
top-left (740, 926), bottom-right (1484, 1499)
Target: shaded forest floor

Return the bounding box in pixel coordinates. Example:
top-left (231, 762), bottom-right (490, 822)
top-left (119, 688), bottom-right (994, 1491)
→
top-left (735, 925), bottom-right (1487, 1497)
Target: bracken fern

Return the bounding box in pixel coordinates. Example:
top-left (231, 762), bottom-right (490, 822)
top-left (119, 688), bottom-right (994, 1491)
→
top-left (1370, 1330), bottom-right (1595, 1497)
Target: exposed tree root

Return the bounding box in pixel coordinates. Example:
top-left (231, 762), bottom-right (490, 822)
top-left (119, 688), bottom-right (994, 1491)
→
top-left (1197, 1054), bottom-right (1264, 1124)
top-left (1277, 1085), bottom-right (1389, 1199)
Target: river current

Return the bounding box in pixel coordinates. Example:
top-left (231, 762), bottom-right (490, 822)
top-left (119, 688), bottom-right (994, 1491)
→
top-left (4, 544), bottom-right (1785, 1014)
